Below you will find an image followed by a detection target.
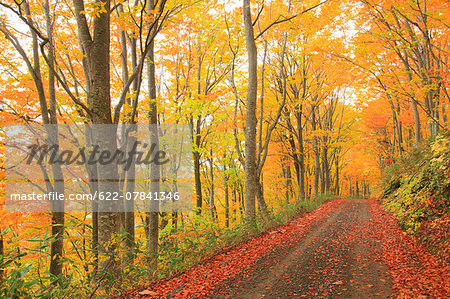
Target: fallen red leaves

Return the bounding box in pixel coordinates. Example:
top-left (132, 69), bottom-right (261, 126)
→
top-left (415, 214), bottom-right (450, 265)
top-left (118, 198), bottom-right (449, 298)
top-left (116, 199), bottom-right (345, 298)
top-left (368, 199), bottom-right (450, 298)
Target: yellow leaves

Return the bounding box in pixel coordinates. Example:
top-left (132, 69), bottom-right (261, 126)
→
top-left (83, 1), bottom-right (108, 19)
top-left (94, 1), bottom-right (107, 16)
top-left (431, 135), bottom-right (450, 156)
top-left (28, 1), bottom-right (44, 15)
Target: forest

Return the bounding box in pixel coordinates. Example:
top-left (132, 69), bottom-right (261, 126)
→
top-left (0, 0), bottom-right (449, 297)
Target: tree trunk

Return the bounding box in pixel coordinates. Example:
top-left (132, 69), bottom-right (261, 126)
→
top-left (322, 146), bottom-right (330, 194)
top-left (43, 0), bottom-right (65, 281)
top-left (224, 166), bottom-right (230, 228)
top-left (334, 153), bottom-right (340, 195)
top-left (349, 179), bottom-right (353, 197)
top-left (124, 129), bottom-right (137, 263)
top-left (243, 0), bottom-right (258, 222)
top-left (232, 187), bottom-right (238, 224)
top-left (73, 0), bottom-right (121, 276)
top-left (208, 155), bottom-right (215, 221)
top-left (21, 0), bottom-right (66, 281)
top-left (147, 0), bottom-right (160, 267)
top-left (296, 106), bottom-right (306, 200)
top-left (412, 98), bottom-right (421, 145)
top-left (283, 162), bottom-right (292, 204)
top-left (311, 104), bottom-right (320, 198)
top-left (287, 125), bottom-right (300, 185)
top-left (0, 229), bottom-right (4, 283)
top-left (396, 99), bottom-right (404, 158)
top-left (256, 179), bottom-right (269, 219)
top-left (118, 7), bottom-right (137, 263)
top-left (238, 183), bottom-right (245, 222)
top-left (401, 55), bottom-right (421, 145)
top-left (192, 116), bottom-right (203, 214)
top-left (84, 125), bottom-right (99, 271)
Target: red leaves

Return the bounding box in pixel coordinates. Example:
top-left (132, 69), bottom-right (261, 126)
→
top-left (119, 199), bottom-right (345, 298)
top-left (368, 199), bottom-right (450, 298)
top-left (415, 214), bottom-right (450, 265)
top-left (120, 199), bottom-right (449, 298)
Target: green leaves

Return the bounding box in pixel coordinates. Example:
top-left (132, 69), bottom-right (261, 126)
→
top-left (382, 129), bottom-right (450, 266)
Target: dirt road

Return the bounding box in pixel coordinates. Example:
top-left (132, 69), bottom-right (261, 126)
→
top-left (123, 198), bottom-right (449, 298)
top-left (220, 199), bottom-right (393, 298)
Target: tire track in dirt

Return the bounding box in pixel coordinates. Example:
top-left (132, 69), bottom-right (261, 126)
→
top-left (221, 199), bottom-right (393, 298)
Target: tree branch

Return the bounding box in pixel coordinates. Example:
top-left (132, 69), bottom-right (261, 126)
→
top-left (255, 0), bottom-right (328, 40)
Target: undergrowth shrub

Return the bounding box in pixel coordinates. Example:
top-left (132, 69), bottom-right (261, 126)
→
top-left (381, 129), bottom-right (450, 264)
